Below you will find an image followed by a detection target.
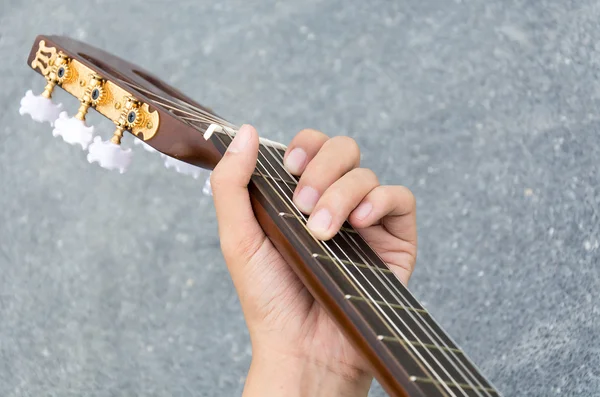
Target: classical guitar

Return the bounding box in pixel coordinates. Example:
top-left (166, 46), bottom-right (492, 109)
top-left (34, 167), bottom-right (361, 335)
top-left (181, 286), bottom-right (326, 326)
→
top-left (20, 35), bottom-right (502, 397)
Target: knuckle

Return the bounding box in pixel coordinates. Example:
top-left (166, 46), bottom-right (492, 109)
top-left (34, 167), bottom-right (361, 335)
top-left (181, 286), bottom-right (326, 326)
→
top-left (293, 129), bottom-right (329, 146)
top-left (321, 136), bottom-right (360, 163)
top-left (334, 136), bottom-right (360, 162)
top-left (354, 168), bottom-right (379, 185)
top-left (323, 188), bottom-right (345, 209)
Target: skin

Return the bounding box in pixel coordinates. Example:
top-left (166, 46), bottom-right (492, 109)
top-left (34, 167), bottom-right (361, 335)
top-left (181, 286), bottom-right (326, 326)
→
top-left (210, 125), bottom-right (418, 397)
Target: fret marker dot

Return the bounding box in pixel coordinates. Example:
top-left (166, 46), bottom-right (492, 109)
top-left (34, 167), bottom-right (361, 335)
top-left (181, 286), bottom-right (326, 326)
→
top-left (377, 335), bottom-right (384, 341)
top-left (344, 294), bottom-right (352, 300)
top-left (312, 253), bottom-right (319, 258)
top-left (409, 376), bottom-right (417, 382)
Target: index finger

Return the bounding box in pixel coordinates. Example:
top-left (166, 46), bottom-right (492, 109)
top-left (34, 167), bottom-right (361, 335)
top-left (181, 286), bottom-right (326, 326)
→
top-left (283, 129), bottom-right (329, 175)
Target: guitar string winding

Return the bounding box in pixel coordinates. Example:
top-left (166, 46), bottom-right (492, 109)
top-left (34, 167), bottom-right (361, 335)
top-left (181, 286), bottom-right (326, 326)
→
top-left (117, 80), bottom-right (496, 396)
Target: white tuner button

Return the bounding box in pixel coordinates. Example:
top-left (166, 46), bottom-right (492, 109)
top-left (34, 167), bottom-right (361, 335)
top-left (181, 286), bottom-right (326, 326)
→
top-left (52, 111), bottom-right (95, 149)
top-left (87, 136), bottom-right (133, 174)
top-left (19, 90), bottom-right (63, 126)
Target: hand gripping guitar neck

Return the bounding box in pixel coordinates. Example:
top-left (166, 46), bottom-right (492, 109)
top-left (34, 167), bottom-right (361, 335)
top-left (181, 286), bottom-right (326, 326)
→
top-left (20, 35), bottom-right (502, 397)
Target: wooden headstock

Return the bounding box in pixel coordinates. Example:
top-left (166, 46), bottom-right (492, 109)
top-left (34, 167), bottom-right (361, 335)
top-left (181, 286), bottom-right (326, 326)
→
top-left (24, 35), bottom-right (224, 171)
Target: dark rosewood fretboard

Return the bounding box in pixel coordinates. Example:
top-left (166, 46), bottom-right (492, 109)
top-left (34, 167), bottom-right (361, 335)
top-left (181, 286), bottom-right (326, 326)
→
top-left (209, 130), bottom-right (501, 397)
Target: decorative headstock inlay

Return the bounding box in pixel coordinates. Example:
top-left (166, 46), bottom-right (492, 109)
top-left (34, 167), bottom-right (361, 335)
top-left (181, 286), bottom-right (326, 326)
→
top-left (30, 40), bottom-right (159, 141)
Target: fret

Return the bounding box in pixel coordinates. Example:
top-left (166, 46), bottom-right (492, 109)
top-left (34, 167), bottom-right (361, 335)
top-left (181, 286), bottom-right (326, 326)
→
top-left (378, 317), bottom-right (495, 392)
top-left (209, 129), bottom-right (500, 397)
top-left (397, 341), bottom-right (492, 390)
top-left (377, 335), bottom-right (461, 353)
top-left (321, 257), bottom-right (423, 309)
top-left (211, 128), bottom-right (288, 151)
top-left (344, 294), bottom-right (426, 313)
top-left (275, 147), bottom-right (288, 161)
top-left (410, 377), bottom-right (499, 395)
top-left (414, 382), bottom-right (459, 397)
top-left (343, 293), bottom-right (491, 393)
top-left (211, 133), bottom-right (299, 194)
top-left (258, 144), bottom-right (299, 184)
top-left (346, 299), bottom-right (459, 351)
top-left (314, 253), bottom-right (393, 274)
top-left (252, 171), bottom-right (297, 185)
top-left (340, 230), bottom-right (424, 309)
top-left (279, 212), bottom-right (358, 234)
top-left (339, 225), bottom-right (359, 234)
top-left (328, 232), bottom-right (393, 271)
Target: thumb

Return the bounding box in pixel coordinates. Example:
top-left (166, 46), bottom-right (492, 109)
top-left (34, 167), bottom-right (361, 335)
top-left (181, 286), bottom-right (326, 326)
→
top-left (210, 124), bottom-right (265, 264)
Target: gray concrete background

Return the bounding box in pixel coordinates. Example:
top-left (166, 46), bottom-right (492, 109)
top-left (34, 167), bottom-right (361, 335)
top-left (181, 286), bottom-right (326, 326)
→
top-left (0, 0), bottom-right (598, 396)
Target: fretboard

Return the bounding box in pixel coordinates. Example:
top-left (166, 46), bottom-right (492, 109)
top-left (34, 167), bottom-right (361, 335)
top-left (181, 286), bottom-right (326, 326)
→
top-left (208, 128), bottom-right (501, 397)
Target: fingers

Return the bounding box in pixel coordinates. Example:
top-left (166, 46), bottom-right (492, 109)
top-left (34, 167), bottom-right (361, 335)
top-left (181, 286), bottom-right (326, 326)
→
top-left (282, 128), bottom-right (416, 246)
top-left (283, 129), bottom-right (329, 175)
top-left (349, 185), bottom-right (417, 245)
top-left (210, 124), bottom-right (265, 263)
top-left (292, 136), bottom-right (361, 214)
top-left (306, 168), bottom-right (379, 240)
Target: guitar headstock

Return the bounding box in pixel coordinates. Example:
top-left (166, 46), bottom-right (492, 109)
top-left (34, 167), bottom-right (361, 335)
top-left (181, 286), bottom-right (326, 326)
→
top-left (20, 35), bottom-right (227, 177)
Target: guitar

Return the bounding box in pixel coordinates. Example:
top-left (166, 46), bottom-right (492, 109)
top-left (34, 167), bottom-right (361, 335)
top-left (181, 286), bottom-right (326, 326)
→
top-left (20, 35), bottom-right (502, 397)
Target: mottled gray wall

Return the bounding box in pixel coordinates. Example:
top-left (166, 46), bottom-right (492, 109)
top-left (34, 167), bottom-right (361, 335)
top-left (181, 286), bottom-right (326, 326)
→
top-left (1, 1), bottom-right (598, 396)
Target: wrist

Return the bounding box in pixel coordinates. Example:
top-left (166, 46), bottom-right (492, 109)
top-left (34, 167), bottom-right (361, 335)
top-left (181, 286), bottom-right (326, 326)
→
top-left (243, 349), bottom-right (372, 397)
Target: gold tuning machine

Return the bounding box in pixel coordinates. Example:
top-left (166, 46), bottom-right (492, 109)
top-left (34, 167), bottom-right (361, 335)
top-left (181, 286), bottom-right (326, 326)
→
top-left (75, 74), bottom-right (106, 122)
top-left (41, 51), bottom-right (73, 99)
top-left (111, 96), bottom-right (143, 145)
top-left (20, 46), bottom-right (72, 125)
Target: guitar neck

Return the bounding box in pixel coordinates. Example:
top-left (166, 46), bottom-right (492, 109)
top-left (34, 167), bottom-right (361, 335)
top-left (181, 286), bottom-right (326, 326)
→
top-left (21, 35), bottom-right (500, 397)
top-left (208, 130), bottom-right (501, 397)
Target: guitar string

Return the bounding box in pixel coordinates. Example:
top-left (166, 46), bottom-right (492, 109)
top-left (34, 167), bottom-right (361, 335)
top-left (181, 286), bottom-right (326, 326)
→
top-left (148, 100), bottom-right (463, 395)
top-left (212, 128), bottom-right (458, 397)
top-left (117, 79), bottom-right (236, 128)
top-left (337, 214), bottom-right (494, 395)
top-left (138, 93), bottom-right (488, 394)
top-left (254, 141), bottom-right (477, 397)
top-left (265, 146), bottom-right (491, 396)
top-left (152, 101), bottom-right (489, 393)
top-left (147, 98), bottom-right (491, 391)
top-left (119, 82), bottom-right (489, 395)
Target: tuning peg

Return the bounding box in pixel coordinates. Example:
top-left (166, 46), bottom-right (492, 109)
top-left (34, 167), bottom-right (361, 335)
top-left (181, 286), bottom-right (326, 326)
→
top-left (51, 111), bottom-right (95, 149)
top-left (162, 154), bottom-right (205, 179)
top-left (52, 74), bottom-right (106, 149)
top-left (19, 52), bottom-right (73, 126)
top-left (19, 89), bottom-right (64, 125)
top-left (86, 130), bottom-right (133, 174)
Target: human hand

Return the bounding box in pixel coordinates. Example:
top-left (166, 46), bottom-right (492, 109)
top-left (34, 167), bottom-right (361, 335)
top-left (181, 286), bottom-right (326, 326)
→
top-left (210, 125), bottom-right (417, 397)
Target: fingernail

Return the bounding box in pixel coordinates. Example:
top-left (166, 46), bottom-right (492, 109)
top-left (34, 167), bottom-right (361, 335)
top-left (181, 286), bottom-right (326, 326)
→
top-left (228, 125), bottom-right (252, 153)
top-left (354, 202), bottom-right (373, 220)
top-left (307, 208), bottom-right (332, 234)
top-left (284, 148), bottom-right (307, 174)
top-left (295, 186), bottom-right (320, 213)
